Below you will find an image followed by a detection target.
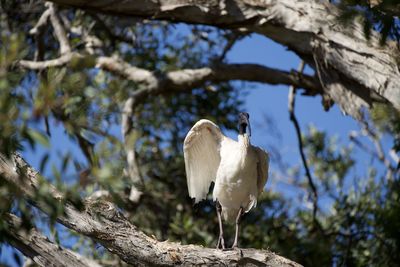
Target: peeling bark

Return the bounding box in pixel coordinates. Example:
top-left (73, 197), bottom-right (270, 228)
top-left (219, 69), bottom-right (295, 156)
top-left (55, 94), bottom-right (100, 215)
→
top-left (0, 153), bottom-right (302, 267)
top-left (47, 0), bottom-right (400, 119)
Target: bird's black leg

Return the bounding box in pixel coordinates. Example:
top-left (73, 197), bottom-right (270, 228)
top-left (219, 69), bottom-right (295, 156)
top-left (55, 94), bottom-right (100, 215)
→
top-left (232, 207), bottom-right (244, 248)
top-left (215, 200), bottom-right (225, 249)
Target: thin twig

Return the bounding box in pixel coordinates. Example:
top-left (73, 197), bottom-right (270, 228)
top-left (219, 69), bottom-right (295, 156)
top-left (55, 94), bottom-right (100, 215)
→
top-left (288, 60), bottom-right (319, 222)
top-left (360, 121), bottom-right (397, 179)
top-left (215, 31), bottom-right (246, 62)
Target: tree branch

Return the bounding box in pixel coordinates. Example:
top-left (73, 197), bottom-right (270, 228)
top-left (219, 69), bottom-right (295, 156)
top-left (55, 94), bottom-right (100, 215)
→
top-left (18, 52), bottom-right (77, 69)
top-left (29, 7), bottom-right (50, 62)
top-left (47, 0), bottom-right (400, 119)
top-left (121, 97), bottom-right (143, 203)
top-left (18, 54), bottom-right (322, 97)
top-left (29, 8), bottom-right (51, 36)
top-left (4, 213), bottom-right (102, 267)
top-left (0, 153), bottom-right (302, 267)
top-left (288, 61), bottom-right (319, 223)
top-left (359, 122), bottom-right (398, 179)
top-left (47, 2), bottom-right (71, 55)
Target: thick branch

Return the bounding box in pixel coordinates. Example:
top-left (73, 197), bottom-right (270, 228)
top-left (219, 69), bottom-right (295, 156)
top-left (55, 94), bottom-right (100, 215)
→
top-left (4, 213), bottom-right (102, 267)
top-left (18, 55), bottom-right (322, 97)
top-left (47, 0), bottom-right (400, 119)
top-left (0, 153), bottom-right (302, 267)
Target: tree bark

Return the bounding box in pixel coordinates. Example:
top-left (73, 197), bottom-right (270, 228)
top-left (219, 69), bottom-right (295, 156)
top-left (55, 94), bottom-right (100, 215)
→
top-left (19, 55), bottom-right (321, 95)
top-left (4, 213), bottom-right (102, 267)
top-left (0, 153), bottom-right (302, 267)
top-left (46, 0), bottom-right (400, 119)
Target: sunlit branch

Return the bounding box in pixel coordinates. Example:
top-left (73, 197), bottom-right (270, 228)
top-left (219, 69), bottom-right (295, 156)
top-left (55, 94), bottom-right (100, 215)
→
top-left (121, 97), bottom-right (143, 203)
top-left (47, 2), bottom-right (71, 55)
top-left (18, 55), bottom-right (321, 96)
top-left (0, 153), bottom-right (301, 267)
top-left (46, 0), bottom-right (400, 119)
top-left (18, 52), bottom-right (76, 69)
top-left (4, 213), bottom-right (102, 267)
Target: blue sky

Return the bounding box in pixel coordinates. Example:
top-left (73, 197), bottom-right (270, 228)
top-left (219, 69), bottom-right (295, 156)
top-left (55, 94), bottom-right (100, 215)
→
top-left (227, 35), bottom-right (375, 174)
top-left (1, 32), bottom-right (395, 265)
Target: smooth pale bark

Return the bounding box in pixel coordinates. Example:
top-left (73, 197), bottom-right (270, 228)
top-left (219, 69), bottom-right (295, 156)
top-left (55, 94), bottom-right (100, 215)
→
top-left (47, 0), bottom-right (400, 119)
top-left (19, 55), bottom-right (321, 95)
top-left (0, 153), bottom-right (302, 267)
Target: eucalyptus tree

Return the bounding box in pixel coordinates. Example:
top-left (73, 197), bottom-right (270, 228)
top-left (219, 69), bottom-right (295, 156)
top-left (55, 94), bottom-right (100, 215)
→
top-left (0, 0), bottom-right (399, 266)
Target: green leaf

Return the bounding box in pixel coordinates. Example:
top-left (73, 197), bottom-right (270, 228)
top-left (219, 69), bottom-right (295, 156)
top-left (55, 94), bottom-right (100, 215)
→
top-left (28, 129), bottom-right (50, 148)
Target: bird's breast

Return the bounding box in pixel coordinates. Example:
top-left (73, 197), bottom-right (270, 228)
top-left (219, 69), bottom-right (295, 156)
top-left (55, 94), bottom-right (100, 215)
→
top-left (215, 142), bottom-right (258, 188)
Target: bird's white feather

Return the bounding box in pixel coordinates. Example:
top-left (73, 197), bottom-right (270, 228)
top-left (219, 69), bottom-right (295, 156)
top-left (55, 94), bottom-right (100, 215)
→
top-left (183, 119), bottom-right (223, 203)
top-left (254, 146), bottom-right (269, 194)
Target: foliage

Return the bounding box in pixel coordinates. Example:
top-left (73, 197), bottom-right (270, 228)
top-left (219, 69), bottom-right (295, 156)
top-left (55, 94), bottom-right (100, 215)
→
top-left (338, 0), bottom-right (400, 45)
top-left (371, 103), bottom-right (400, 152)
top-left (0, 1), bottom-right (399, 267)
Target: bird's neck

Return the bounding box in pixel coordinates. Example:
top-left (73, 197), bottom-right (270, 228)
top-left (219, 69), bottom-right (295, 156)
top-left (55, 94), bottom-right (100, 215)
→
top-left (238, 134), bottom-right (250, 151)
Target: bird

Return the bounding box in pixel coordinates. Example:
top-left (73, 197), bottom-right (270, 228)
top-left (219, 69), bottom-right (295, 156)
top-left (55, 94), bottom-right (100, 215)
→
top-left (183, 112), bottom-right (269, 249)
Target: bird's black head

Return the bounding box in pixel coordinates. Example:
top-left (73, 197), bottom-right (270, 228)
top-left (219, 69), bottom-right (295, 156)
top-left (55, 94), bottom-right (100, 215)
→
top-left (238, 112), bottom-right (251, 136)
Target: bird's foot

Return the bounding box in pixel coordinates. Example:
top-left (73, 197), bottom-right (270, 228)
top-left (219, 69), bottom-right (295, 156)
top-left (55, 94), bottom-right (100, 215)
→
top-left (216, 235), bottom-right (225, 249)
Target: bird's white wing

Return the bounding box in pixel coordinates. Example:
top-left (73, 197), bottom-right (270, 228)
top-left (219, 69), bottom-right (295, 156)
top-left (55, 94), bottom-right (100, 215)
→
top-left (254, 146), bottom-right (269, 195)
top-left (183, 119), bottom-right (223, 203)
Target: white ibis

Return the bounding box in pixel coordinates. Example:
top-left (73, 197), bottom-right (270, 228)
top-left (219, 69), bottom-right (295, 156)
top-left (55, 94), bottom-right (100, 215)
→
top-left (183, 112), bottom-right (269, 249)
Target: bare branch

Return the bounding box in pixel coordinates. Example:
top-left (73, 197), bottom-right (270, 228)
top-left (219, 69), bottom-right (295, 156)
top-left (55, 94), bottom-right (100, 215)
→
top-left (47, 0), bottom-right (400, 119)
top-left (121, 97), bottom-right (143, 203)
top-left (18, 52), bottom-right (77, 69)
top-left (215, 31), bottom-right (247, 62)
top-left (288, 61), bottom-right (319, 222)
top-left (359, 122), bottom-right (398, 179)
top-left (47, 2), bottom-right (71, 55)
top-left (0, 153), bottom-right (302, 267)
top-left (29, 5), bottom-right (51, 62)
top-left (96, 57), bottom-right (322, 95)
top-left (29, 8), bottom-right (51, 36)
top-left (17, 54), bottom-right (322, 108)
top-left (4, 213), bottom-right (102, 267)
top-left (18, 54), bottom-right (321, 96)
